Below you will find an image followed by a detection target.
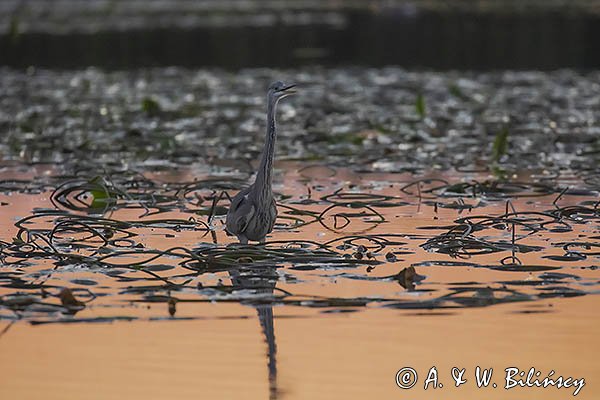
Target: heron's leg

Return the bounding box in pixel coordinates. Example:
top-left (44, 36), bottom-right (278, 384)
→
top-left (238, 235), bottom-right (248, 245)
top-left (259, 237), bottom-right (266, 244)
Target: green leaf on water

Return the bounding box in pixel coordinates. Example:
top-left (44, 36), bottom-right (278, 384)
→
top-left (415, 93), bottom-right (426, 119)
top-left (492, 127), bottom-right (509, 163)
top-left (90, 189), bottom-right (110, 208)
top-left (141, 97), bottom-right (161, 116)
top-left (88, 177), bottom-right (112, 208)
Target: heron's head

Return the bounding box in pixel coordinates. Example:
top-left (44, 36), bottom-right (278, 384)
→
top-left (268, 81), bottom-right (297, 102)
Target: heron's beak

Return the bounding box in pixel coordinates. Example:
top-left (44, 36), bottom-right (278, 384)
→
top-left (280, 84), bottom-right (297, 94)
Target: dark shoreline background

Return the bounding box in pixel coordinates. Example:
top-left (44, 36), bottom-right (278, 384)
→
top-left (1, 0), bottom-right (600, 70)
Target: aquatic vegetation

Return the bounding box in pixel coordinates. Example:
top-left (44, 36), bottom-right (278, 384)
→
top-left (491, 127), bottom-right (509, 163)
top-left (1, 68), bottom-right (599, 178)
top-left (0, 67), bottom-right (598, 327)
top-left (0, 165), bottom-right (598, 325)
top-left (141, 96), bottom-right (161, 116)
top-left (415, 93), bottom-right (426, 120)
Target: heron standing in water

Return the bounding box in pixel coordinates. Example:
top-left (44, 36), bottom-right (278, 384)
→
top-left (226, 81), bottom-right (296, 244)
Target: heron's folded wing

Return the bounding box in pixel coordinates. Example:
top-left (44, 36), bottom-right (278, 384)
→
top-left (231, 196), bottom-right (255, 234)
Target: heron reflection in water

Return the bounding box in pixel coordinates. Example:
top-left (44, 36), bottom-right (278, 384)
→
top-left (229, 266), bottom-right (280, 399)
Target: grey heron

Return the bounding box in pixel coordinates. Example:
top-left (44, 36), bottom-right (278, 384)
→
top-left (226, 81), bottom-right (297, 244)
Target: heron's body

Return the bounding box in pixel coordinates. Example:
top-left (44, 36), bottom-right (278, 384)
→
top-left (226, 184), bottom-right (277, 244)
top-left (226, 81), bottom-right (296, 244)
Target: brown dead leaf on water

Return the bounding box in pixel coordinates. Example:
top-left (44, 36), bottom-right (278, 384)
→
top-left (395, 266), bottom-right (425, 290)
top-left (168, 297), bottom-right (177, 317)
top-left (59, 288), bottom-right (85, 310)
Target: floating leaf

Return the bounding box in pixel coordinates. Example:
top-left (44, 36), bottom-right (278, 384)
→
top-left (395, 266), bottom-right (425, 290)
top-left (86, 176), bottom-right (116, 209)
top-left (59, 288), bottom-right (85, 311)
top-left (141, 97), bottom-right (161, 116)
top-left (168, 298), bottom-right (177, 317)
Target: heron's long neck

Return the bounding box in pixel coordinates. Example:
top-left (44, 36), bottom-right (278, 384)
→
top-left (255, 99), bottom-right (277, 198)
